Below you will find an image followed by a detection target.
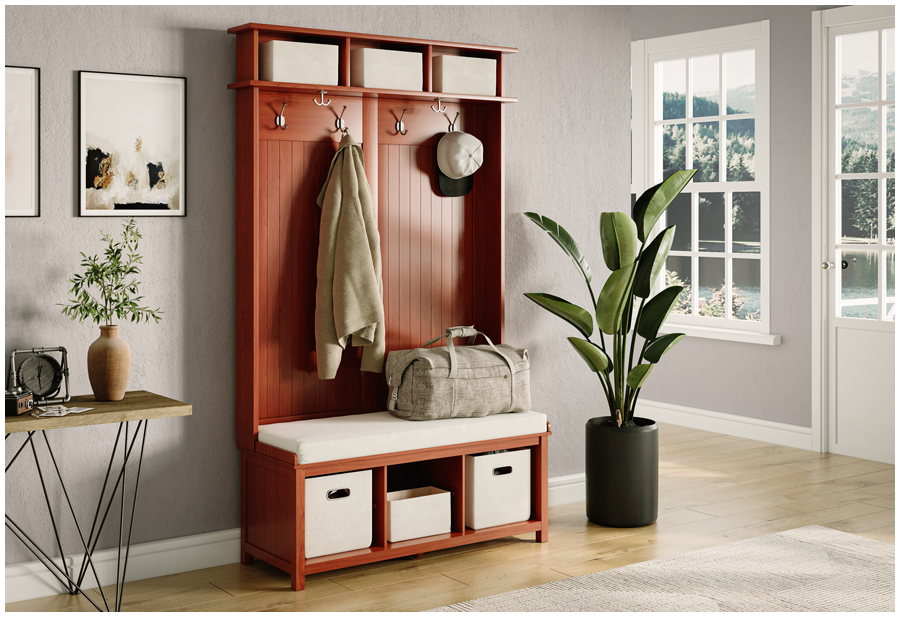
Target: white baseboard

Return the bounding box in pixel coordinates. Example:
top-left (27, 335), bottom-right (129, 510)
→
top-left (548, 472), bottom-right (585, 507)
top-left (637, 399), bottom-right (813, 450)
top-left (7, 405), bottom-right (808, 604)
top-left (5, 527), bottom-right (240, 604)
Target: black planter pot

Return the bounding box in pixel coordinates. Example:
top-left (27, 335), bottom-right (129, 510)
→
top-left (585, 416), bottom-right (658, 527)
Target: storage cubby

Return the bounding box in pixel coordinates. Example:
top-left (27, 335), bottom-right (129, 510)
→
top-left (388, 456), bottom-right (464, 533)
top-left (228, 23), bottom-right (516, 101)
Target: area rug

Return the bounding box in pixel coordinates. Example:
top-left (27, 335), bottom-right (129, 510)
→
top-left (429, 526), bottom-right (894, 612)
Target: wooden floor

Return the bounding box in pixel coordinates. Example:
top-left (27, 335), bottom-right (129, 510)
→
top-left (8, 423), bottom-right (894, 612)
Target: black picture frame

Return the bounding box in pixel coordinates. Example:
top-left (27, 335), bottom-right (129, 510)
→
top-left (78, 70), bottom-right (186, 217)
top-left (5, 66), bottom-right (40, 217)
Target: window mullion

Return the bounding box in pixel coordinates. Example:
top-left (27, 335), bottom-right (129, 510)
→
top-left (686, 58), bottom-right (694, 176)
top-left (725, 191), bottom-right (734, 319)
top-left (692, 193), bottom-right (699, 316)
top-left (719, 53), bottom-right (727, 188)
top-left (879, 248), bottom-right (886, 320)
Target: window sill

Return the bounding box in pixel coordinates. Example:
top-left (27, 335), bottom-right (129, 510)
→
top-left (658, 323), bottom-right (782, 345)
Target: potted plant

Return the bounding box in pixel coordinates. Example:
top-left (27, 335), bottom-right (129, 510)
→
top-left (524, 170), bottom-right (696, 527)
top-left (59, 218), bottom-right (163, 401)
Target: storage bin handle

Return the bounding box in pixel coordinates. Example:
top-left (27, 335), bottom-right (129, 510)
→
top-left (327, 488), bottom-right (351, 500)
top-left (493, 466), bottom-right (513, 476)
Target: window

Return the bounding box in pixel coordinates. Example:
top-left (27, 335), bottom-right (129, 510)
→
top-left (831, 22), bottom-right (895, 321)
top-left (633, 22), bottom-right (775, 343)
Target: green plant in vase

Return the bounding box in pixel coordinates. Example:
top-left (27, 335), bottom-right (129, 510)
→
top-left (59, 218), bottom-right (163, 401)
top-left (524, 169), bottom-right (697, 527)
top-left (59, 218), bottom-right (163, 326)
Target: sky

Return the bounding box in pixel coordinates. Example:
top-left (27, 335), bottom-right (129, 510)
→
top-left (659, 49), bottom-right (755, 97)
top-left (839, 28), bottom-right (894, 76)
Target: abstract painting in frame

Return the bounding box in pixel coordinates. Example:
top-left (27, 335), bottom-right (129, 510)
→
top-left (79, 71), bottom-right (186, 216)
top-left (6, 66), bottom-right (40, 217)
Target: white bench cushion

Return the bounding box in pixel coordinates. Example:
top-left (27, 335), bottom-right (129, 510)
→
top-left (257, 411), bottom-right (548, 465)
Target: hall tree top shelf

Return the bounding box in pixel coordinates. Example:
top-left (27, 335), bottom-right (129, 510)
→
top-left (226, 22), bottom-right (518, 103)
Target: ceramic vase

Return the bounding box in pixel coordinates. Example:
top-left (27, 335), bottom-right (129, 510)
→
top-left (87, 325), bottom-right (131, 401)
top-left (585, 416), bottom-right (659, 527)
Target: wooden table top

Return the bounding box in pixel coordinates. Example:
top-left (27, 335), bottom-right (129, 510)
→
top-left (5, 390), bottom-right (192, 434)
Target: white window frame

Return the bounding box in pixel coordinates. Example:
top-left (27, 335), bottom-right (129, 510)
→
top-left (633, 21), bottom-right (779, 345)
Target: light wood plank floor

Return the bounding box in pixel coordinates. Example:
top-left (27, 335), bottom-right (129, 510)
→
top-left (7, 423), bottom-right (894, 612)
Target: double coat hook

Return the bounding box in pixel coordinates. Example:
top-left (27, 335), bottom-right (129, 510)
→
top-left (395, 109), bottom-right (409, 135)
top-left (275, 103), bottom-right (288, 130)
top-left (336, 106), bottom-right (348, 134)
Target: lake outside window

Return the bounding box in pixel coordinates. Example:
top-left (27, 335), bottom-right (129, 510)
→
top-left (833, 25), bottom-right (896, 321)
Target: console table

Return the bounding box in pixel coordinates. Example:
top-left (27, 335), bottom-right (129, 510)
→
top-left (5, 390), bottom-right (191, 612)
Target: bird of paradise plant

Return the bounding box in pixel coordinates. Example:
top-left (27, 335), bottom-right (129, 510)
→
top-left (525, 170), bottom-right (696, 428)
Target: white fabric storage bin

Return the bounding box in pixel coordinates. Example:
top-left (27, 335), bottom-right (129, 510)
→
top-left (305, 469), bottom-right (372, 558)
top-left (465, 450), bottom-right (531, 530)
top-left (432, 55), bottom-right (497, 96)
top-left (259, 40), bottom-right (339, 85)
top-left (386, 486), bottom-right (451, 542)
top-left (350, 48), bottom-right (423, 91)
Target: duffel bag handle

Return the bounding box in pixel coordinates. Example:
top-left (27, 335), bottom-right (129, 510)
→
top-left (422, 326), bottom-right (517, 382)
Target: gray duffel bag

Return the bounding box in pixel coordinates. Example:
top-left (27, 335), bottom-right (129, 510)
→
top-left (386, 326), bottom-right (531, 421)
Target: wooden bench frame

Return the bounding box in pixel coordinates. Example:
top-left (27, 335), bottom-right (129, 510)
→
top-left (229, 23), bottom-right (547, 591)
top-left (241, 427), bottom-right (549, 590)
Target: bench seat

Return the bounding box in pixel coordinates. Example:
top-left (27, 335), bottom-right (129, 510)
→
top-left (257, 411), bottom-right (548, 465)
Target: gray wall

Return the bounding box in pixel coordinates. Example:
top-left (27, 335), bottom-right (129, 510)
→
top-left (5, 5), bottom-right (631, 565)
top-left (631, 5), bottom-right (834, 429)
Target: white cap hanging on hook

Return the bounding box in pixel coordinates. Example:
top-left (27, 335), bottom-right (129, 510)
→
top-left (436, 131), bottom-right (483, 197)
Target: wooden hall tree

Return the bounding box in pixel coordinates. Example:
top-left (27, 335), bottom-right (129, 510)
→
top-left (229, 23), bottom-right (549, 591)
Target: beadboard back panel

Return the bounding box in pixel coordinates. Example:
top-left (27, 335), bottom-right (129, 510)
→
top-left (240, 94), bottom-right (503, 436)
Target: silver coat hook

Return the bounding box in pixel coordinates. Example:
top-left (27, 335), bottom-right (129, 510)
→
top-left (335, 105), bottom-right (347, 133)
top-left (275, 103), bottom-right (289, 130)
top-left (314, 90), bottom-right (331, 106)
top-left (431, 97), bottom-right (447, 113)
top-left (448, 111), bottom-right (459, 132)
top-left (395, 109), bottom-right (409, 135)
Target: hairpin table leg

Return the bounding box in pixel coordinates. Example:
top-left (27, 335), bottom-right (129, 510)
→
top-left (6, 420), bottom-right (150, 612)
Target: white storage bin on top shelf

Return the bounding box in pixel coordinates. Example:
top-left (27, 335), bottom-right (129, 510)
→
top-left (350, 48), bottom-right (423, 91)
top-left (305, 469), bottom-right (372, 558)
top-left (465, 450), bottom-right (531, 530)
top-left (259, 40), bottom-right (339, 85)
top-left (433, 55), bottom-right (497, 96)
top-left (386, 486), bottom-right (451, 542)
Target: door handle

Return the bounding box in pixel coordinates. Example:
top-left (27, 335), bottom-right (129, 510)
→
top-left (822, 261), bottom-right (835, 270)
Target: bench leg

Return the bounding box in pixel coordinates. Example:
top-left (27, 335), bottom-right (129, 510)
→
top-left (292, 468), bottom-right (306, 591)
top-left (533, 434), bottom-right (549, 543)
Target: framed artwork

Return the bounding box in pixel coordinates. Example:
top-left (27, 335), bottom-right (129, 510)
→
top-left (5, 66), bottom-right (40, 217)
top-left (79, 71), bottom-right (186, 216)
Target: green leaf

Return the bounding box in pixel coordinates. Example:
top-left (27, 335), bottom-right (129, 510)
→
top-left (525, 293), bottom-right (593, 337)
top-left (626, 363), bottom-right (654, 389)
top-left (596, 262), bottom-right (635, 334)
top-left (633, 225), bottom-right (676, 298)
top-left (567, 337), bottom-right (610, 372)
top-left (636, 286), bottom-right (684, 340)
top-left (599, 212), bottom-right (639, 271)
top-left (525, 212), bottom-right (592, 285)
top-left (632, 170), bottom-right (697, 241)
top-left (644, 333), bottom-right (685, 363)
